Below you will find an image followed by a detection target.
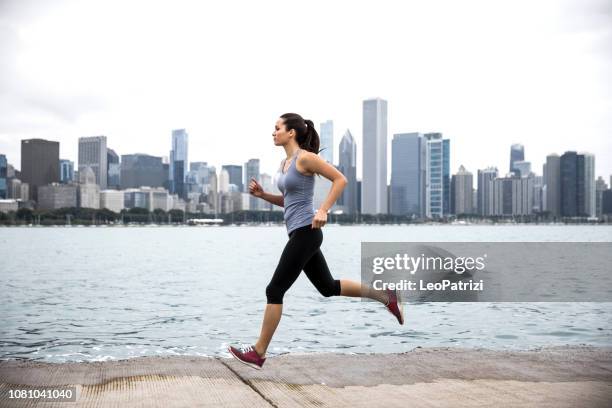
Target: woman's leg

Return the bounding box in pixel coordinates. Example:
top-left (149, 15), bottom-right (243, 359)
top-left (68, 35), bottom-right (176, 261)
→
top-left (303, 245), bottom-right (390, 305)
top-left (254, 226), bottom-right (322, 358)
top-left (254, 304), bottom-right (282, 358)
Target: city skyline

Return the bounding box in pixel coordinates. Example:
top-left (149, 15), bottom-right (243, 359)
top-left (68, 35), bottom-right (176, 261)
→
top-left (0, 133), bottom-right (608, 219)
top-left (0, 0), bottom-right (610, 179)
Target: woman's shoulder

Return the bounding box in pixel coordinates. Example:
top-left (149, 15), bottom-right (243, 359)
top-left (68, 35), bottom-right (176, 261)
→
top-left (296, 149), bottom-right (318, 176)
top-left (296, 150), bottom-right (320, 167)
top-left (296, 149), bottom-right (318, 161)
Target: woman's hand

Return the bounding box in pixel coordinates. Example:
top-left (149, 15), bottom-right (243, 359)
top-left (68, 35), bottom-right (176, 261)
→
top-left (249, 177), bottom-right (264, 198)
top-left (311, 208), bottom-right (328, 229)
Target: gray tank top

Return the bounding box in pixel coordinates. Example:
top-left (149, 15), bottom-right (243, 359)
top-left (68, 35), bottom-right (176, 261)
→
top-left (276, 148), bottom-right (316, 234)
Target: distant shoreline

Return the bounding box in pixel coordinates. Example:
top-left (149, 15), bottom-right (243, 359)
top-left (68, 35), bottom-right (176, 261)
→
top-left (1, 222), bottom-right (611, 228)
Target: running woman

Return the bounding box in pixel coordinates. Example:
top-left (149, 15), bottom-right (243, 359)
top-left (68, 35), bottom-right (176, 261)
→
top-left (228, 113), bottom-right (403, 370)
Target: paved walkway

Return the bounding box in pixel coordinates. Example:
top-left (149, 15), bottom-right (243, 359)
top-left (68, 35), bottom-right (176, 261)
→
top-left (1, 346), bottom-right (611, 407)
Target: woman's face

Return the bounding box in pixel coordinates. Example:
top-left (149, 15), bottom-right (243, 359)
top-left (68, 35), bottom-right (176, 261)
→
top-left (272, 118), bottom-right (294, 146)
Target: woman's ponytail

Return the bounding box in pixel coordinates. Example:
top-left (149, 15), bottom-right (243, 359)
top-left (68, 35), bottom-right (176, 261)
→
top-left (301, 119), bottom-right (320, 154)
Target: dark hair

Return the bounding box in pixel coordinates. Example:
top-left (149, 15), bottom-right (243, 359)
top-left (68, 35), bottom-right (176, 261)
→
top-left (280, 113), bottom-right (328, 156)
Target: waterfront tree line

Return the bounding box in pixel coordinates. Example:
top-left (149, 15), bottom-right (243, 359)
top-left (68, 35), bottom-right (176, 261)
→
top-left (0, 207), bottom-right (606, 226)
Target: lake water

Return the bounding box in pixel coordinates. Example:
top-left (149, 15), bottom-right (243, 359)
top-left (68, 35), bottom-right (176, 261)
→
top-left (1, 224), bottom-right (611, 362)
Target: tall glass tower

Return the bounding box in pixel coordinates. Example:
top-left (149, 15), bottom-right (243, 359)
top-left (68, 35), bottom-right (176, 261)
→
top-left (78, 136), bottom-right (108, 188)
top-left (424, 133), bottom-right (450, 218)
top-left (170, 129), bottom-right (189, 199)
top-left (319, 120), bottom-right (334, 163)
top-left (362, 98), bottom-right (388, 215)
top-left (510, 144), bottom-right (525, 174)
top-left (390, 133), bottom-right (425, 217)
top-left (338, 129), bottom-right (357, 215)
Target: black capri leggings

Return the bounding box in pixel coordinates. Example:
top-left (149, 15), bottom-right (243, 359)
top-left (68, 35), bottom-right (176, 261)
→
top-left (266, 224), bottom-right (342, 304)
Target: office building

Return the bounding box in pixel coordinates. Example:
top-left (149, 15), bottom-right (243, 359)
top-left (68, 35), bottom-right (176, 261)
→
top-left (319, 120), bottom-right (334, 163)
top-left (170, 129), bottom-right (189, 199)
top-left (424, 133), bottom-right (450, 218)
top-left (120, 154), bottom-right (165, 189)
top-left (362, 97), bottom-right (388, 214)
top-left (107, 148), bottom-right (120, 189)
top-left (100, 189), bottom-right (125, 213)
top-left (492, 174), bottom-right (533, 216)
top-left (513, 160), bottom-right (531, 177)
top-left (221, 165), bottom-right (243, 192)
top-left (8, 178), bottom-right (29, 201)
top-left (477, 167), bottom-right (498, 216)
top-left (0, 154), bottom-right (6, 199)
top-left (596, 177), bottom-right (608, 218)
top-left (38, 183), bottom-right (77, 210)
top-left (544, 154), bottom-right (561, 217)
top-left (451, 165), bottom-right (473, 215)
top-left (244, 159), bottom-right (260, 210)
top-left (509, 144), bottom-right (524, 174)
top-left (338, 129), bottom-right (358, 215)
top-left (560, 151), bottom-right (595, 217)
top-left (60, 159), bottom-right (74, 184)
top-left (78, 136), bottom-right (107, 188)
top-left (21, 139), bottom-right (60, 201)
top-left (390, 133), bottom-right (425, 217)
top-left (78, 166), bottom-right (100, 209)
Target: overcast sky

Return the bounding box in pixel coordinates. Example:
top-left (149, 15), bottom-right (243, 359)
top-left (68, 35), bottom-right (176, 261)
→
top-left (1, 0), bottom-right (610, 181)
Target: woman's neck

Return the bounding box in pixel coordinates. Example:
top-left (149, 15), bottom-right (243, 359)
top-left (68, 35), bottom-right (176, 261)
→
top-left (284, 145), bottom-right (300, 160)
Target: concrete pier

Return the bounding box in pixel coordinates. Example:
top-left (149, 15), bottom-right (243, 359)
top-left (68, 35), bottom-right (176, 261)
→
top-left (1, 346), bottom-right (611, 407)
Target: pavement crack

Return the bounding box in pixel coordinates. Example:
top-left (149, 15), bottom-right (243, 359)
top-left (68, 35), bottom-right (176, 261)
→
top-left (218, 357), bottom-right (278, 408)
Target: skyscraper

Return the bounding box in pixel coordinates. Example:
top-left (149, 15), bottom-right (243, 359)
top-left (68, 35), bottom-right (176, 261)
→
top-left (107, 148), bottom-right (120, 189)
top-left (207, 168), bottom-right (218, 214)
top-left (21, 139), bottom-right (60, 201)
top-left (492, 174), bottom-right (533, 216)
top-left (0, 154), bottom-right (7, 199)
top-left (443, 138), bottom-right (450, 215)
top-left (451, 165), bottom-right (473, 215)
top-left (319, 120), bottom-right (334, 163)
top-left (120, 154), bottom-right (165, 189)
top-left (60, 159), bottom-right (75, 184)
top-left (170, 129), bottom-right (189, 199)
top-left (8, 178), bottom-right (29, 201)
top-left (390, 133), bottom-right (425, 217)
top-left (560, 151), bottom-right (595, 217)
top-left (477, 167), bottom-right (498, 216)
top-left (509, 144), bottom-right (525, 174)
top-left (595, 177), bottom-right (608, 218)
top-left (544, 154), bottom-right (561, 218)
top-left (560, 151), bottom-right (578, 216)
top-left (78, 166), bottom-right (100, 209)
top-left (222, 165), bottom-right (243, 192)
top-left (244, 158), bottom-right (260, 211)
top-left (78, 136), bottom-right (108, 188)
top-left (219, 169), bottom-right (230, 194)
top-left (362, 97), bottom-right (388, 214)
top-left (582, 153), bottom-right (595, 217)
top-left (513, 160), bottom-right (531, 177)
top-left (424, 133), bottom-right (450, 218)
top-left (338, 129), bottom-right (358, 215)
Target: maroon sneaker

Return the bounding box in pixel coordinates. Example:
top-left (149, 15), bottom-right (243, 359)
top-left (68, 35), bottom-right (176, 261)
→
top-left (385, 288), bottom-right (404, 325)
top-left (228, 344), bottom-right (266, 370)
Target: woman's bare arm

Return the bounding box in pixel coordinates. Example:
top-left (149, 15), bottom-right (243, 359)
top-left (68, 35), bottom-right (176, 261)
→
top-left (260, 192), bottom-right (284, 208)
top-left (249, 176), bottom-right (283, 208)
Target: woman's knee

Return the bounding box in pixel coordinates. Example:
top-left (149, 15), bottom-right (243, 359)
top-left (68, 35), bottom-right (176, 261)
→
top-left (266, 283), bottom-right (285, 304)
top-left (319, 279), bottom-right (342, 298)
